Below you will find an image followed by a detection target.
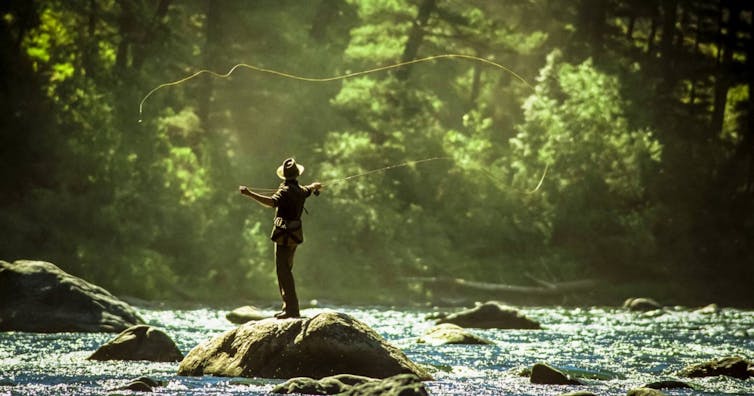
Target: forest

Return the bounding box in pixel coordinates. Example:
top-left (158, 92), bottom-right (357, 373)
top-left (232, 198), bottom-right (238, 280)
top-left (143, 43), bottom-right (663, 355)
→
top-left (1, 0), bottom-right (752, 306)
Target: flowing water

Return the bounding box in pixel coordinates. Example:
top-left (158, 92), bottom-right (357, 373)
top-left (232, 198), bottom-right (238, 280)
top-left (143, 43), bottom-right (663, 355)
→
top-left (1, 305), bottom-right (752, 395)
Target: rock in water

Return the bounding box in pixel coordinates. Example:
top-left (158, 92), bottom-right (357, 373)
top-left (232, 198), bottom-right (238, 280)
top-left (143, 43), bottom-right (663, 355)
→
top-left (88, 325), bottom-right (183, 362)
top-left (642, 380), bottom-right (693, 390)
top-left (417, 323), bottom-right (493, 345)
top-left (530, 363), bottom-right (583, 385)
top-left (177, 311), bottom-right (432, 380)
top-left (436, 302), bottom-right (540, 329)
top-left (226, 305), bottom-right (269, 324)
top-left (0, 260), bottom-right (143, 333)
top-left (678, 356), bottom-right (753, 379)
top-left (623, 298), bottom-right (662, 312)
top-left (271, 376), bottom-right (355, 394)
top-left (627, 388), bottom-right (667, 396)
top-left (343, 374), bottom-right (428, 396)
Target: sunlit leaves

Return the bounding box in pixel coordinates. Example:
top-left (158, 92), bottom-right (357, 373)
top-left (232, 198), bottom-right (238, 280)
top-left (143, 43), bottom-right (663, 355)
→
top-left (510, 50), bottom-right (663, 273)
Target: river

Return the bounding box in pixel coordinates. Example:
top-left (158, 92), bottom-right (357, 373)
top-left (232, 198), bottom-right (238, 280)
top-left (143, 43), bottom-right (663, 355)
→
top-left (1, 305), bottom-right (752, 395)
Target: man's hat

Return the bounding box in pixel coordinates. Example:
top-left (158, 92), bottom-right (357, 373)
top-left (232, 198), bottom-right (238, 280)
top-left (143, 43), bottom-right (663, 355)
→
top-left (276, 158), bottom-right (305, 180)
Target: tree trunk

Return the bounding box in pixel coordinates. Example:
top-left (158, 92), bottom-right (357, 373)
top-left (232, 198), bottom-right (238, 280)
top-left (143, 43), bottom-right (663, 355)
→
top-left (406, 276), bottom-right (599, 296)
top-left (627, 15), bottom-right (635, 40)
top-left (658, 0), bottom-right (679, 95)
top-left (131, 0), bottom-right (171, 71)
top-left (710, 1), bottom-right (741, 137)
top-left (114, 0), bottom-right (134, 73)
top-left (646, 17), bottom-right (658, 55)
top-left (198, 0), bottom-right (221, 132)
top-left (577, 0), bottom-right (608, 58)
top-left (395, 0), bottom-right (436, 81)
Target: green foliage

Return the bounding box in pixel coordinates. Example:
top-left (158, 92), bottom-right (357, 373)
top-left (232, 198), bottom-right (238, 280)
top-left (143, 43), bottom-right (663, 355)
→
top-left (510, 51), bottom-right (662, 278)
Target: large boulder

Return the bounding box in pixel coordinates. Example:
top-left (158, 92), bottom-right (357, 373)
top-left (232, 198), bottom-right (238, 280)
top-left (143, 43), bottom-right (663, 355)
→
top-left (88, 325), bottom-right (183, 362)
top-left (178, 311), bottom-right (432, 380)
top-left (417, 323), bottom-right (493, 345)
top-left (436, 302), bottom-right (540, 329)
top-left (678, 356), bottom-right (753, 379)
top-left (0, 260), bottom-right (143, 333)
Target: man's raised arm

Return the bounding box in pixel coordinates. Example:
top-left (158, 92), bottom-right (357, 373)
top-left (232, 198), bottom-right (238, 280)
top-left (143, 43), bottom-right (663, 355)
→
top-left (239, 186), bottom-right (275, 208)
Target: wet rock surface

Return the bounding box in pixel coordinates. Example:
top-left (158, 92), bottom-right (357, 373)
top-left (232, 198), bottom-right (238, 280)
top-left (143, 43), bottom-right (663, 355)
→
top-left (0, 260), bottom-right (143, 333)
top-left (178, 311), bottom-right (432, 380)
top-left (436, 302), bottom-right (540, 329)
top-left (88, 325), bottom-right (183, 362)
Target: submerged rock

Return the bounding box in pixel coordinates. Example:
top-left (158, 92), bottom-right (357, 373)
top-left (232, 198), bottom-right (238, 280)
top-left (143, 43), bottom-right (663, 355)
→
top-left (88, 325), bottom-right (183, 362)
top-left (178, 311), bottom-right (432, 380)
top-left (436, 302), bottom-right (540, 329)
top-left (272, 374), bottom-right (376, 394)
top-left (626, 388), bottom-right (667, 396)
top-left (226, 305), bottom-right (269, 324)
top-left (343, 374), bottom-right (428, 396)
top-left (642, 380), bottom-right (693, 390)
top-left (623, 298), bottom-right (662, 312)
top-left (529, 363), bottom-right (583, 385)
top-left (693, 304), bottom-right (720, 315)
top-left (417, 323), bottom-right (493, 345)
top-left (678, 356), bottom-right (753, 379)
top-left (0, 260), bottom-right (143, 333)
top-left (108, 376), bottom-right (167, 393)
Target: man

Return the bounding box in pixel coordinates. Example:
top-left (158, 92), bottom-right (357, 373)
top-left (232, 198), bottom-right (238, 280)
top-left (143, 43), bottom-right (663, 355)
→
top-left (239, 158), bottom-right (322, 319)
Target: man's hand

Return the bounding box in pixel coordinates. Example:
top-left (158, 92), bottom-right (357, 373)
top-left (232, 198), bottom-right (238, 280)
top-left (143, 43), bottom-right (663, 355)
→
top-left (308, 182), bottom-right (323, 196)
top-left (239, 185), bottom-right (251, 196)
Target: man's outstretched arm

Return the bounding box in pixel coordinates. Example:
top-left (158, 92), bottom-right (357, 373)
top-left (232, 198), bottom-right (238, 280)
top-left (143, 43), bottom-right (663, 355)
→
top-left (239, 186), bottom-right (275, 208)
top-left (305, 182), bottom-right (323, 195)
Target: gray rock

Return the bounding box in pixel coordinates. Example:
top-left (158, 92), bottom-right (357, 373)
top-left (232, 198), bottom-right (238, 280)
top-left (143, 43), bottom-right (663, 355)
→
top-left (436, 302), bottom-right (540, 329)
top-left (89, 325), bottom-right (183, 362)
top-left (417, 323), bottom-right (493, 345)
top-left (530, 363), bottom-right (583, 385)
top-left (0, 260), bottom-right (143, 333)
top-left (178, 311), bottom-right (432, 380)
top-left (226, 305), bottom-right (269, 324)
top-left (627, 388), bottom-right (667, 396)
top-left (343, 373), bottom-right (428, 396)
top-left (623, 298), bottom-right (662, 312)
top-left (558, 392), bottom-right (597, 396)
top-left (678, 356), bottom-right (752, 379)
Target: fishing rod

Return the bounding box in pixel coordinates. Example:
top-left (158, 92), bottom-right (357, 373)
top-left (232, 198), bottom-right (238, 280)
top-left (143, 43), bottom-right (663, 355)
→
top-left (243, 156), bottom-right (548, 196)
top-left (242, 157), bottom-right (451, 195)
